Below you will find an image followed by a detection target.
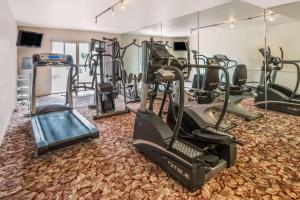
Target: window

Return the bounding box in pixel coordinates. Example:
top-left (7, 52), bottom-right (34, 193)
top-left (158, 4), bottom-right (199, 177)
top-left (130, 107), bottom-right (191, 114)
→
top-left (51, 41), bottom-right (92, 93)
top-left (52, 42), bottom-right (64, 54)
top-left (78, 43), bottom-right (91, 83)
top-left (79, 43), bottom-right (89, 66)
top-left (65, 43), bottom-right (76, 64)
top-left (51, 41), bottom-right (77, 93)
top-left (51, 41), bottom-right (77, 64)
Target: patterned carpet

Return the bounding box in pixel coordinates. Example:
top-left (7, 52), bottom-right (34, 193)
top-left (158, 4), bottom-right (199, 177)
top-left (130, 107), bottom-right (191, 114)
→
top-left (0, 94), bottom-right (299, 200)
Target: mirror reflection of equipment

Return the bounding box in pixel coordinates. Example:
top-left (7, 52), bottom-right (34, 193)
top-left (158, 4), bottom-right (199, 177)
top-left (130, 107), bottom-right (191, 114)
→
top-left (187, 51), bottom-right (236, 131)
top-left (255, 47), bottom-right (300, 115)
top-left (77, 38), bottom-right (140, 119)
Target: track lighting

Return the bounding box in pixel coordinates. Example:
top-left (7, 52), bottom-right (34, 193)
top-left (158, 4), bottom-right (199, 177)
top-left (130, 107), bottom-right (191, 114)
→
top-left (190, 14), bottom-right (269, 33)
top-left (121, 1), bottom-right (125, 10)
top-left (111, 7), bottom-right (115, 16)
top-left (95, 0), bottom-right (126, 22)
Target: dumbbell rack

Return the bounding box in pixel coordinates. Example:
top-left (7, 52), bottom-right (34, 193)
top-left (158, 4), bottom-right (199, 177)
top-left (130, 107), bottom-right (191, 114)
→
top-left (16, 74), bottom-right (31, 116)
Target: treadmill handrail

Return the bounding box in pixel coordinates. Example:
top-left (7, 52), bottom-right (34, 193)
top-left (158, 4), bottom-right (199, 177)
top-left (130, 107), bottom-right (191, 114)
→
top-left (31, 62), bottom-right (78, 115)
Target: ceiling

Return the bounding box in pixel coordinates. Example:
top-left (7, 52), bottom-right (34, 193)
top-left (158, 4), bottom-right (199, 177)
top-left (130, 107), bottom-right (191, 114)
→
top-left (138, 1), bottom-right (264, 37)
top-left (8, 0), bottom-right (300, 34)
top-left (270, 1), bottom-right (300, 20)
top-left (130, 0), bottom-right (300, 37)
top-left (8, 0), bottom-right (233, 33)
top-left (241, 0), bottom-right (300, 9)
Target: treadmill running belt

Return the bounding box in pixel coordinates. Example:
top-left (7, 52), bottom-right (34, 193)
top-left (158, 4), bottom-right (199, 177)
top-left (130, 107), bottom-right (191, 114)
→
top-left (37, 110), bottom-right (90, 144)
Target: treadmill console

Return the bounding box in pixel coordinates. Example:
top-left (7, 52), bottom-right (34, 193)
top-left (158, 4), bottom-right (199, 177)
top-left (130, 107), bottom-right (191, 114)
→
top-left (33, 53), bottom-right (73, 65)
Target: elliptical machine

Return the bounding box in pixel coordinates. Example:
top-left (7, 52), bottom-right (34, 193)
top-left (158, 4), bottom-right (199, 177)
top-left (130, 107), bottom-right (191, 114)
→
top-left (255, 47), bottom-right (300, 115)
top-left (214, 54), bottom-right (263, 121)
top-left (133, 39), bottom-right (237, 192)
top-left (187, 51), bottom-right (236, 131)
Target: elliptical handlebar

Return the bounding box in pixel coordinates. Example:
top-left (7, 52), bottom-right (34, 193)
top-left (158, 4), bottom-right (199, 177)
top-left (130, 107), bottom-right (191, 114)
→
top-left (259, 47), bottom-right (283, 70)
top-left (214, 55), bottom-right (238, 69)
top-left (260, 47), bottom-right (300, 96)
top-left (282, 61), bottom-right (300, 96)
top-left (119, 39), bottom-right (141, 58)
top-left (191, 50), bottom-right (209, 65)
top-left (183, 64), bottom-right (230, 129)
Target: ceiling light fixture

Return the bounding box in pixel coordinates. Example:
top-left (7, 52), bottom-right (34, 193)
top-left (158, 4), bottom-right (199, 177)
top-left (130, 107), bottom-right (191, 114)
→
top-left (190, 13), bottom-right (278, 33)
top-left (95, 0), bottom-right (125, 23)
top-left (111, 7), bottom-right (115, 16)
top-left (121, 1), bottom-right (125, 10)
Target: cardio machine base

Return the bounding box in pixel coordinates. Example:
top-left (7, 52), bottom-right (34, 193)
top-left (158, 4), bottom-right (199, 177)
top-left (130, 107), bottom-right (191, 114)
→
top-left (93, 109), bottom-right (130, 120)
top-left (255, 86), bottom-right (300, 116)
top-left (32, 109), bottom-right (99, 156)
top-left (133, 110), bottom-right (233, 192)
top-left (219, 95), bottom-right (263, 121)
top-left (185, 104), bottom-right (236, 132)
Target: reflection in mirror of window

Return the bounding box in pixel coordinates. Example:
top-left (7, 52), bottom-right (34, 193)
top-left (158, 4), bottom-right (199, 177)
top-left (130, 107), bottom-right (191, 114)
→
top-left (51, 41), bottom-right (64, 54)
top-left (79, 43), bottom-right (89, 66)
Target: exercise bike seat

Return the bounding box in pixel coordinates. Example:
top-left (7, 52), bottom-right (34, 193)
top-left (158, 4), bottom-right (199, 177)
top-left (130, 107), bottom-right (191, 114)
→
top-left (192, 129), bottom-right (232, 145)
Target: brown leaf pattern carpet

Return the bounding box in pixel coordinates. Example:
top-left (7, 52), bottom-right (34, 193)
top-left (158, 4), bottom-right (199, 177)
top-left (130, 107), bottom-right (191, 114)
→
top-left (0, 95), bottom-right (299, 200)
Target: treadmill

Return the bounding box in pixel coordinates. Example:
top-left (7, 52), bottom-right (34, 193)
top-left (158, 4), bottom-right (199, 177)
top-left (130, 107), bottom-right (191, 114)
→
top-left (31, 53), bottom-right (99, 156)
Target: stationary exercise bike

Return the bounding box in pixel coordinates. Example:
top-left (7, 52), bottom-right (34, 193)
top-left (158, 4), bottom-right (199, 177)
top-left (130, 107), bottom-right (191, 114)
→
top-left (133, 39), bottom-right (237, 192)
top-left (255, 47), bottom-right (300, 115)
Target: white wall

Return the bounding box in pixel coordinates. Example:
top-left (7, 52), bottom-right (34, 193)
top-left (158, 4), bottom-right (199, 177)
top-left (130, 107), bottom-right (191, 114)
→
top-left (17, 26), bottom-right (120, 95)
top-left (267, 21), bottom-right (300, 93)
top-left (0, 0), bottom-right (17, 144)
top-left (188, 21), bottom-right (265, 83)
top-left (185, 20), bottom-right (300, 93)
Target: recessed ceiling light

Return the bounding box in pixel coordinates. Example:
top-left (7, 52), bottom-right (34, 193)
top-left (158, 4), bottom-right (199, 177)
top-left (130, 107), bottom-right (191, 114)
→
top-left (121, 1), bottom-right (125, 10)
top-left (111, 7), bottom-right (115, 16)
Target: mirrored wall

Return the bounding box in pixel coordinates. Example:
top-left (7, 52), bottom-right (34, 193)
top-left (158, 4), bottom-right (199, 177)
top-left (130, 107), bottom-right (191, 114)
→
top-left (264, 2), bottom-right (300, 115)
top-left (121, 0), bottom-right (271, 126)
